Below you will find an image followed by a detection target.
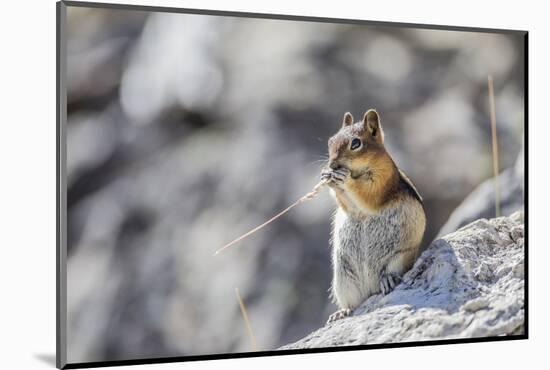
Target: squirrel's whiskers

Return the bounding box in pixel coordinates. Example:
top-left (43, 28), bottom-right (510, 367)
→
top-left (214, 179), bottom-right (328, 256)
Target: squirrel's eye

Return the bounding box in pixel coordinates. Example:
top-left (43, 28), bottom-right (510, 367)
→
top-left (350, 138), bottom-right (362, 151)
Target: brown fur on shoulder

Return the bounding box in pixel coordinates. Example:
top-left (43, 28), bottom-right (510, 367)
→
top-left (342, 150), bottom-right (399, 212)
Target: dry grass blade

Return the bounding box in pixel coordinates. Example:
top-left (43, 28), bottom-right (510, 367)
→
top-left (488, 76), bottom-right (501, 218)
top-left (214, 179), bottom-right (328, 256)
top-left (235, 288), bottom-right (258, 351)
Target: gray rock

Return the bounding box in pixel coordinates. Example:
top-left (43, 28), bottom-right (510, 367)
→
top-left (437, 144), bottom-right (524, 238)
top-left (280, 212), bottom-right (524, 349)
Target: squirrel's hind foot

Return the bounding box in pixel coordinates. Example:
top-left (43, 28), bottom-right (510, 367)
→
top-left (327, 308), bottom-right (352, 324)
top-left (379, 272), bottom-right (402, 295)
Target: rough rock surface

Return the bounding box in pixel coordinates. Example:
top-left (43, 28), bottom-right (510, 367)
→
top-left (281, 212), bottom-right (525, 349)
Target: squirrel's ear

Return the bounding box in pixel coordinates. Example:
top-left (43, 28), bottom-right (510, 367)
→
top-left (363, 109), bottom-right (384, 143)
top-left (342, 112), bottom-right (354, 127)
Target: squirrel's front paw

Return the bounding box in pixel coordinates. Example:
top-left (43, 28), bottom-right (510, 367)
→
top-left (321, 168), bottom-right (333, 182)
top-left (331, 167), bottom-right (350, 185)
top-left (326, 308), bottom-right (352, 324)
top-left (321, 167), bottom-right (350, 186)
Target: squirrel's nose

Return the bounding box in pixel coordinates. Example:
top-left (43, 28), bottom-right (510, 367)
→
top-left (329, 161), bottom-right (339, 170)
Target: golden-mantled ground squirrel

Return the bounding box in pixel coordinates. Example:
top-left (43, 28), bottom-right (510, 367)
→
top-left (321, 109), bottom-right (426, 323)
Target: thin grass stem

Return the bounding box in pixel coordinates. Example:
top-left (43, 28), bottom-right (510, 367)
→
top-left (488, 75), bottom-right (501, 218)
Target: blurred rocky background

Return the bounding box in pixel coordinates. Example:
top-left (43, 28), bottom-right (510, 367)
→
top-left (65, 5), bottom-right (525, 363)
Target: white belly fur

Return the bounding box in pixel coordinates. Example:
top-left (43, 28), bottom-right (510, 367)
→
top-left (330, 200), bottom-right (424, 310)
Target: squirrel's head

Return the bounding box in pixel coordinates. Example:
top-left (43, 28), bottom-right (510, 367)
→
top-left (327, 109), bottom-right (387, 175)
